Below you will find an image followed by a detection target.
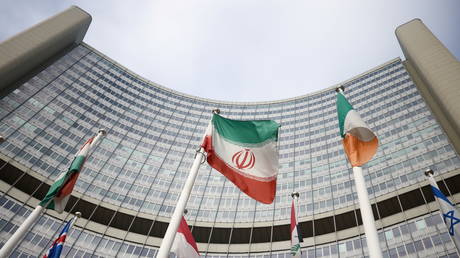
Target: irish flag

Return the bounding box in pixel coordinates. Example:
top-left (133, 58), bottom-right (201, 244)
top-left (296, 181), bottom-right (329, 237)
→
top-left (291, 200), bottom-right (302, 257)
top-left (171, 216), bottom-right (199, 258)
top-left (336, 91), bottom-right (378, 167)
top-left (39, 137), bottom-right (94, 213)
top-left (202, 114), bottom-right (280, 204)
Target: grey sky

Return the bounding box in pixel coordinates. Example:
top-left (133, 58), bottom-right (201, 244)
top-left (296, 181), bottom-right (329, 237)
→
top-left (1, 0), bottom-right (459, 102)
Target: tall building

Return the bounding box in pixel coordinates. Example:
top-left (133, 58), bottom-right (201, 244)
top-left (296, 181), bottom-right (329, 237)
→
top-left (1, 6), bottom-right (460, 258)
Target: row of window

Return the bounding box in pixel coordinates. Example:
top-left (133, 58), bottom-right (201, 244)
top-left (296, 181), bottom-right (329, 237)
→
top-left (0, 44), bottom-right (459, 224)
top-left (1, 193), bottom-right (458, 257)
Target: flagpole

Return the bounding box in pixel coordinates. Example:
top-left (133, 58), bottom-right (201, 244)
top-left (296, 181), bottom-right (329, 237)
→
top-left (425, 169), bottom-right (440, 192)
top-left (0, 130), bottom-right (105, 257)
top-left (353, 166), bottom-right (383, 258)
top-left (91, 129), bottom-right (107, 149)
top-left (157, 110), bottom-right (218, 258)
top-left (0, 205), bottom-right (45, 257)
top-left (291, 192), bottom-right (300, 225)
top-left (41, 211), bottom-right (81, 257)
top-left (291, 192), bottom-right (301, 257)
top-left (68, 211), bottom-right (81, 237)
top-left (156, 148), bottom-right (204, 258)
top-left (425, 169), bottom-right (460, 253)
top-left (336, 86), bottom-right (382, 258)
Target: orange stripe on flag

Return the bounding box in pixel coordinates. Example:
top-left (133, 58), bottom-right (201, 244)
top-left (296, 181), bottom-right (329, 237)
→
top-left (342, 134), bottom-right (378, 167)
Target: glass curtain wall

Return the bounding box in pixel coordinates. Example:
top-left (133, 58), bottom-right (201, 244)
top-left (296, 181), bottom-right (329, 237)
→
top-left (0, 44), bottom-right (459, 257)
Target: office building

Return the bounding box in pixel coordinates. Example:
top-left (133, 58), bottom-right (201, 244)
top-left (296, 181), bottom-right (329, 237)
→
top-left (1, 6), bottom-right (459, 258)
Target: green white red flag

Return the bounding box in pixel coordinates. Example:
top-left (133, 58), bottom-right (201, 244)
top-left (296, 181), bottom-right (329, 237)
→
top-left (39, 137), bottom-right (94, 213)
top-left (202, 114), bottom-right (280, 204)
top-left (336, 91), bottom-right (378, 167)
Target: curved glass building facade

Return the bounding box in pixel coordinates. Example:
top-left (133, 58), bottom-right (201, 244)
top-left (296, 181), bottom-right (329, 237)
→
top-left (1, 7), bottom-right (460, 258)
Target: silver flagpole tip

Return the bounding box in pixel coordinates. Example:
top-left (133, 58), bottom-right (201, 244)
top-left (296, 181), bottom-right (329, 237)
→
top-left (424, 168), bottom-right (434, 177)
top-left (75, 212), bottom-right (82, 218)
top-left (335, 86), bottom-right (345, 93)
top-left (212, 109), bottom-right (220, 114)
top-left (0, 136), bottom-right (5, 143)
top-left (291, 192), bottom-right (300, 198)
top-left (98, 129), bottom-right (107, 136)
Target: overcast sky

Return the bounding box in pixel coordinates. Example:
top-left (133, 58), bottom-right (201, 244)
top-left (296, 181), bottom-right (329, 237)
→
top-left (1, 0), bottom-right (459, 102)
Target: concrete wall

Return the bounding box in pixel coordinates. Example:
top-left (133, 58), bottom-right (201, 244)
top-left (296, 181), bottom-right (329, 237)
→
top-left (396, 19), bottom-right (460, 154)
top-left (0, 6), bottom-right (91, 96)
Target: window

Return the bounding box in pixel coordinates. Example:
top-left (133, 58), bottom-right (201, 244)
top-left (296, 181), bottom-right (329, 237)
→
top-left (416, 220), bottom-right (427, 230)
top-left (405, 243), bottom-right (415, 254)
top-left (414, 240), bottom-right (424, 252)
top-left (385, 230), bottom-right (394, 240)
top-left (423, 237), bottom-right (433, 249)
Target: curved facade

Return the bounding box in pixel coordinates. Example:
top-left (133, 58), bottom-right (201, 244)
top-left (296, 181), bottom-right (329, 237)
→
top-left (1, 7), bottom-right (460, 258)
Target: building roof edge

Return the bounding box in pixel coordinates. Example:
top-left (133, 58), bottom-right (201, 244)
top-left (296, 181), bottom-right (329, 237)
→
top-left (81, 42), bottom-right (401, 105)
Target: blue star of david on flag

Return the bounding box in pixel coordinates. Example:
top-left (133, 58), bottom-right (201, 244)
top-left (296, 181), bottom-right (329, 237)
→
top-left (428, 176), bottom-right (460, 252)
top-left (443, 210), bottom-right (460, 236)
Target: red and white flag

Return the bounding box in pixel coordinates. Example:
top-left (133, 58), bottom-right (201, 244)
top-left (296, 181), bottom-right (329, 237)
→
top-left (171, 216), bottom-right (200, 258)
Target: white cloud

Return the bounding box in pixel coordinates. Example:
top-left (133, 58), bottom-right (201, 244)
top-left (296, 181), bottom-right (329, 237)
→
top-left (1, 0), bottom-right (459, 102)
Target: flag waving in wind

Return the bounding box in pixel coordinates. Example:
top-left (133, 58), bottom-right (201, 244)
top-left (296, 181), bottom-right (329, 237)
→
top-left (39, 137), bottom-right (94, 213)
top-left (291, 200), bottom-right (302, 257)
top-left (336, 90), bottom-right (378, 167)
top-left (202, 113), bottom-right (280, 204)
top-left (43, 218), bottom-right (74, 258)
top-left (427, 173), bottom-right (460, 251)
top-left (335, 88), bottom-right (384, 257)
top-left (171, 216), bottom-right (199, 258)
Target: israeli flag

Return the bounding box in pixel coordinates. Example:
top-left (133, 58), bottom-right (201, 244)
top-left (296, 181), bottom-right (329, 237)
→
top-left (428, 175), bottom-right (460, 252)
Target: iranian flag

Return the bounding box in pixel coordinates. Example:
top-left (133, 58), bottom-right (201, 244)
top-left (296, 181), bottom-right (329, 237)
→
top-left (336, 91), bottom-right (378, 167)
top-left (39, 137), bottom-right (94, 213)
top-left (290, 200), bottom-right (302, 257)
top-left (202, 114), bottom-right (280, 204)
top-left (171, 216), bottom-right (199, 258)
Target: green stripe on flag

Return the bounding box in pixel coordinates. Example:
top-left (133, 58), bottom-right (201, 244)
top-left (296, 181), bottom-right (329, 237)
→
top-left (336, 93), bottom-right (354, 138)
top-left (39, 155), bottom-right (85, 209)
top-left (46, 201), bottom-right (55, 210)
top-left (69, 155), bottom-right (86, 172)
top-left (39, 172), bottom-right (69, 208)
top-left (212, 114), bottom-right (279, 144)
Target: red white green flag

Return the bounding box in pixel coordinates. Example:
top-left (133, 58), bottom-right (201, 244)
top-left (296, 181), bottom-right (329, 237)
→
top-left (39, 137), bottom-right (94, 213)
top-left (202, 114), bottom-right (280, 204)
top-left (336, 91), bottom-right (378, 167)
